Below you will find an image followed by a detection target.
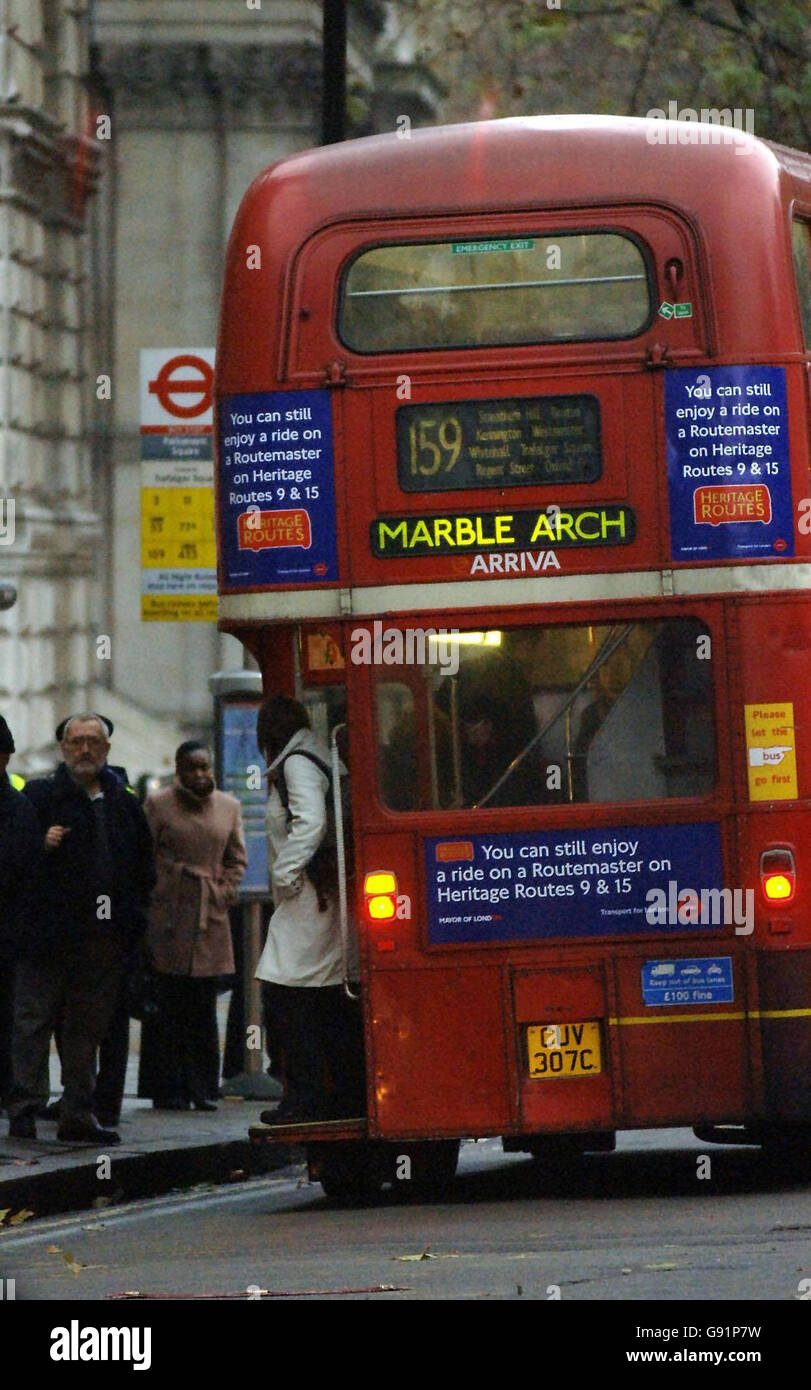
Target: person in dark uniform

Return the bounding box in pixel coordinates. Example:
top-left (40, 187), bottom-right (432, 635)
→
top-left (0, 715), bottom-right (39, 1113)
top-left (8, 713), bottom-right (155, 1144)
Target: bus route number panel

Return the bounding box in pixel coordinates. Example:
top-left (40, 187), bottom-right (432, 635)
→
top-left (396, 393), bottom-right (602, 492)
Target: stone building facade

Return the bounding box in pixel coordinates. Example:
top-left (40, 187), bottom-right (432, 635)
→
top-left (0, 1), bottom-right (102, 770)
top-left (0, 0), bottom-right (439, 776)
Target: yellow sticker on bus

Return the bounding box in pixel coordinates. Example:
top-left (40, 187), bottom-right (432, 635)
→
top-left (745, 702), bottom-right (797, 801)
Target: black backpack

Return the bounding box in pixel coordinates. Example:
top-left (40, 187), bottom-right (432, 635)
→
top-left (275, 748), bottom-right (354, 911)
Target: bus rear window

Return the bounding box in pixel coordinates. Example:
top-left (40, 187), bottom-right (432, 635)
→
top-left (375, 619), bottom-right (715, 812)
top-left (340, 232), bottom-right (651, 353)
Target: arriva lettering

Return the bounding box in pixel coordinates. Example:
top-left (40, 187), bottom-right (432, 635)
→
top-left (470, 550), bottom-right (561, 575)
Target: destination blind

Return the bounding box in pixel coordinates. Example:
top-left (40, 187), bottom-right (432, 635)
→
top-left (396, 393), bottom-right (602, 492)
top-left (371, 504), bottom-right (635, 556)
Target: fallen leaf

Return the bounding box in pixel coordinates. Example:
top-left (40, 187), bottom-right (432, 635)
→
top-left (9, 1209), bottom-right (34, 1225)
top-left (0, 1210), bottom-right (10, 1224)
top-left (395, 1246), bottom-right (437, 1262)
top-left (47, 1244), bottom-right (61, 1254)
top-left (61, 1252), bottom-right (83, 1276)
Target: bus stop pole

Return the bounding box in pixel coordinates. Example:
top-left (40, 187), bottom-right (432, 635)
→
top-left (221, 897), bottom-right (280, 1100)
top-left (210, 670), bottom-right (281, 1100)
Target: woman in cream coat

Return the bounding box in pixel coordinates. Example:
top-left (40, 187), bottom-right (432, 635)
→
top-left (255, 694), bottom-right (363, 1126)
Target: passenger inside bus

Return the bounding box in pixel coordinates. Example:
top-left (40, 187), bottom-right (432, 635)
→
top-left (453, 654), bottom-right (543, 808)
top-left (375, 619), bottom-right (715, 812)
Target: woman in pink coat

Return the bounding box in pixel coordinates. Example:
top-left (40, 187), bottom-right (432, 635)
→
top-left (138, 741), bottom-right (247, 1110)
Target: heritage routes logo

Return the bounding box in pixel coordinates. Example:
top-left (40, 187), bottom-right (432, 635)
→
top-left (237, 507), bottom-right (312, 551)
top-left (692, 484), bottom-right (771, 526)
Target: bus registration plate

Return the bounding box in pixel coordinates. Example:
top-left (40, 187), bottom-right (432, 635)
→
top-left (527, 1022), bottom-right (602, 1079)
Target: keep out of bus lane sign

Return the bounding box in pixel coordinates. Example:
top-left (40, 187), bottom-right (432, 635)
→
top-left (217, 389), bottom-right (338, 587)
top-left (664, 364), bottom-right (792, 561)
top-left (423, 823), bottom-right (723, 945)
top-left (641, 957), bottom-right (734, 1007)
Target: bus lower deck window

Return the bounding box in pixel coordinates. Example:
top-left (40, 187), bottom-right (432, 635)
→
top-left (375, 619), bottom-right (715, 812)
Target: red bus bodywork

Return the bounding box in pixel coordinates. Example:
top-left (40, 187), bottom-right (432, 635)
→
top-left (215, 117), bottom-right (811, 1187)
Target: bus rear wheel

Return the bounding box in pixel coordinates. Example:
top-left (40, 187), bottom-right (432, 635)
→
top-left (759, 1123), bottom-right (811, 1166)
top-left (520, 1132), bottom-right (616, 1164)
top-left (309, 1143), bottom-right (382, 1205)
top-left (394, 1140), bottom-right (460, 1197)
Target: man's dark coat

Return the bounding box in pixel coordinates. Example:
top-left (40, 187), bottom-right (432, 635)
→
top-left (22, 764), bottom-right (155, 953)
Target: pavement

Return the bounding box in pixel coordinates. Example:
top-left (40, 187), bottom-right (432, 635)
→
top-left (0, 1019), bottom-right (294, 1221)
top-left (0, 1094), bottom-right (296, 1220)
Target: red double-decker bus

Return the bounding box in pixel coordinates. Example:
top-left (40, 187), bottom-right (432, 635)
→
top-left (215, 115), bottom-right (811, 1199)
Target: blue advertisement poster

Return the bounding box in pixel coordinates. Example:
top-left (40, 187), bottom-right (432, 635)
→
top-left (217, 389), bottom-right (338, 588)
top-left (221, 702), bottom-right (268, 897)
top-left (423, 823), bottom-right (723, 945)
top-left (641, 957), bottom-right (734, 1007)
top-left (665, 365), bottom-right (792, 561)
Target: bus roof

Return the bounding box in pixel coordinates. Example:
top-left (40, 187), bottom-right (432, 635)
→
top-left (236, 114), bottom-right (810, 237)
top-left (217, 115), bottom-right (810, 385)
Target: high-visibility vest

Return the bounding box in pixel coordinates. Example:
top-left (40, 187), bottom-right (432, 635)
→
top-left (8, 769), bottom-right (133, 794)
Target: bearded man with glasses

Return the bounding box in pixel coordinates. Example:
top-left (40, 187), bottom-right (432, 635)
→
top-left (7, 714), bottom-right (155, 1144)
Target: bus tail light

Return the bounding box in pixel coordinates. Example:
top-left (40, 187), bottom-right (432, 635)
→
top-left (760, 848), bottom-right (795, 903)
top-left (364, 870), bottom-right (398, 921)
